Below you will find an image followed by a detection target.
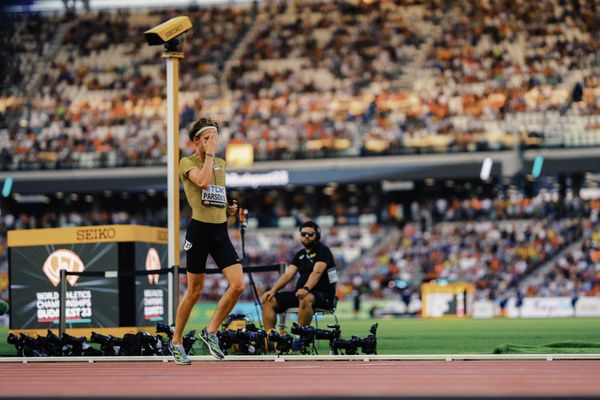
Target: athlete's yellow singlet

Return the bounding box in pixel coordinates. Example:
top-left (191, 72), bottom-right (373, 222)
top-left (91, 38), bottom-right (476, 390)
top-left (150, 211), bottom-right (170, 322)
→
top-left (180, 155), bottom-right (227, 224)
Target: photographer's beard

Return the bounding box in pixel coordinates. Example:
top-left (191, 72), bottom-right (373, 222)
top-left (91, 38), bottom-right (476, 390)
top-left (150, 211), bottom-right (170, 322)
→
top-left (302, 238), bottom-right (317, 251)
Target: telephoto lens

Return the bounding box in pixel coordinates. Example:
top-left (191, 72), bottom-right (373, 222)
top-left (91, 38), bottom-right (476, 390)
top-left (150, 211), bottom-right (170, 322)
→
top-left (267, 330), bottom-right (294, 355)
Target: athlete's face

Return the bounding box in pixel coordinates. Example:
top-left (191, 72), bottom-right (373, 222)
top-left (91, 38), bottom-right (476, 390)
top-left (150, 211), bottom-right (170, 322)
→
top-left (300, 227), bottom-right (317, 249)
top-left (194, 127), bottom-right (218, 152)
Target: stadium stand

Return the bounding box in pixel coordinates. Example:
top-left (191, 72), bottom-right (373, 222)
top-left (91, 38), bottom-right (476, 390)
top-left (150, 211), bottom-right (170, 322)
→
top-left (1, 0), bottom-right (599, 170)
top-left (1, 0), bottom-right (600, 319)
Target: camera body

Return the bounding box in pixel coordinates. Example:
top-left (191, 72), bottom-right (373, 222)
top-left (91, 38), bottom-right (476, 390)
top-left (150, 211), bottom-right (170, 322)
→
top-left (156, 322), bottom-right (174, 338)
top-left (330, 323), bottom-right (378, 355)
top-left (144, 16), bottom-right (192, 46)
top-left (7, 333), bottom-right (44, 357)
top-left (154, 322), bottom-right (196, 355)
top-left (90, 331), bottom-right (124, 356)
top-left (62, 332), bottom-right (102, 356)
top-left (15, 333), bottom-right (47, 357)
top-left (291, 322), bottom-right (341, 354)
top-left (43, 330), bottom-right (66, 356)
top-left (292, 322), bottom-right (342, 340)
top-left (7, 326), bottom-right (198, 357)
top-left (267, 330), bottom-right (294, 354)
top-left (217, 328), bottom-right (267, 355)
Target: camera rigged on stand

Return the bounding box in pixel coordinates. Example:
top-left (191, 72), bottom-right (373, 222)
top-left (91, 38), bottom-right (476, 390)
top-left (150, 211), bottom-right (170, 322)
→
top-left (7, 319), bottom-right (378, 357)
top-left (7, 323), bottom-right (197, 357)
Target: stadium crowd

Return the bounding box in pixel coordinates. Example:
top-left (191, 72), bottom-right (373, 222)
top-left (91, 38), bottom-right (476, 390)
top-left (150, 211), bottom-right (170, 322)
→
top-left (1, 192), bottom-right (597, 303)
top-left (536, 226), bottom-right (600, 298)
top-left (1, 0), bottom-right (599, 317)
top-left (1, 0), bottom-right (600, 170)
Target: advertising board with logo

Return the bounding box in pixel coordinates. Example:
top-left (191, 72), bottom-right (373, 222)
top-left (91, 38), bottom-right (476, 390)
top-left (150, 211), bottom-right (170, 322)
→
top-left (421, 281), bottom-right (475, 318)
top-left (8, 225), bottom-right (169, 332)
top-left (134, 243), bottom-right (168, 326)
top-left (9, 243), bottom-right (119, 329)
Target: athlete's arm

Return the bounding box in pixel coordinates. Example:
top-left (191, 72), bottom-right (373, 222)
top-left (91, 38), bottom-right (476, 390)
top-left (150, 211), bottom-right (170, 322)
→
top-left (187, 131), bottom-right (218, 189)
top-left (187, 160), bottom-right (214, 189)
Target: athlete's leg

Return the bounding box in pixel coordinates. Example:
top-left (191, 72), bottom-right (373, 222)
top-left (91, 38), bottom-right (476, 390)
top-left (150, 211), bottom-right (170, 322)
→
top-left (206, 263), bottom-right (244, 333)
top-left (173, 272), bottom-right (205, 344)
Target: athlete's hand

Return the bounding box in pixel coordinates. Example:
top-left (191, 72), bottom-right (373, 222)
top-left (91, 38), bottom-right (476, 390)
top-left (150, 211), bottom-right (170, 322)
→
top-left (261, 290), bottom-right (275, 304)
top-left (227, 200), bottom-right (238, 217)
top-left (206, 131), bottom-right (218, 154)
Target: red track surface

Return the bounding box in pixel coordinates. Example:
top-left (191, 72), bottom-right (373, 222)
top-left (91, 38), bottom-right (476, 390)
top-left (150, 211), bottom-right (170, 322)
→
top-left (2, 360), bottom-right (600, 397)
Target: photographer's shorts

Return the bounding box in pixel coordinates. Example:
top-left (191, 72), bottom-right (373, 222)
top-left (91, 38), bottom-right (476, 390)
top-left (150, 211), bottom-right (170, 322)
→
top-left (185, 219), bottom-right (240, 274)
top-left (274, 291), bottom-right (335, 313)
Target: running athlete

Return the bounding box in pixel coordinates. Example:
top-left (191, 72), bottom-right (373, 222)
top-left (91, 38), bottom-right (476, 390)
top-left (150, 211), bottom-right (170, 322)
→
top-left (169, 117), bottom-right (244, 365)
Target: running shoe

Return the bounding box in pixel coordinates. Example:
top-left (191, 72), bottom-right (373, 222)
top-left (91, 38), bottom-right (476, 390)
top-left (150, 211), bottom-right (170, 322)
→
top-left (200, 328), bottom-right (225, 360)
top-left (169, 341), bottom-right (191, 365)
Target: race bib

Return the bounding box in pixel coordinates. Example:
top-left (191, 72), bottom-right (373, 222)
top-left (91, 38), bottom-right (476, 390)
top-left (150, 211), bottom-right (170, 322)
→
top-left (327, 268), bottom-right (338, 284)
top-left (201, 185), bottom-right (227, 208)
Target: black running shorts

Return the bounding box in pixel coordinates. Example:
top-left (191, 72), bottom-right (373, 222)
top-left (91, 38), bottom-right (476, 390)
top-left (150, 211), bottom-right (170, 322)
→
top-left (184, 219), bottom-right (241, 274)
top-left (273, 291), bottom-right (335, 313)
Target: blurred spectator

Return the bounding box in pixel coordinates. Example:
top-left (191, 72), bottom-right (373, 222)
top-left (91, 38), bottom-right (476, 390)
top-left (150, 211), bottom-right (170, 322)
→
top-left (2, 0), bottom-right (600, 170)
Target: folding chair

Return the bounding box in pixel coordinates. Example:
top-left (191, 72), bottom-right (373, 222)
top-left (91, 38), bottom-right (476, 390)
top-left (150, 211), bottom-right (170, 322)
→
top-left (278, 296), bottom-right (339, 331)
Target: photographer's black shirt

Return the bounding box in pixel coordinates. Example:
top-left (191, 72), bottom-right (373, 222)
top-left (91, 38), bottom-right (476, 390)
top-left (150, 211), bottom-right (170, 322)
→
top-left (291, 242), bottom-right (337, 298)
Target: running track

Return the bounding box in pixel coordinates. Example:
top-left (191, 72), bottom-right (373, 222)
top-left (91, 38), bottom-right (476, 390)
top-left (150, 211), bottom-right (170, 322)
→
top-left (2, 360), bottom-right (600, 398)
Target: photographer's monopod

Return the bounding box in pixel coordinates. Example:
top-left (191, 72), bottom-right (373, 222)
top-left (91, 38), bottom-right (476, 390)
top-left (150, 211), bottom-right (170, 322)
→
top-left (238, 206), bottom-right (264, 327)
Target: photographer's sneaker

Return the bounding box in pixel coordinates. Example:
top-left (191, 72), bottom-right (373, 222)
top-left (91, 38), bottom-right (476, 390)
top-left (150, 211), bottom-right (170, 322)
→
top-left (200, 328), bottom-right (225, 360)
top-left (169, 342), bottom-right (191, 365)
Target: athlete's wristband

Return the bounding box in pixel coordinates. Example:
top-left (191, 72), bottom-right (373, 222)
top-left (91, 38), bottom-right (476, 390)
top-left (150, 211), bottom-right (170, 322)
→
top-left (303, 286), bottom-right (311, 292)
top-left (205, 153), bottom-right (215, 158)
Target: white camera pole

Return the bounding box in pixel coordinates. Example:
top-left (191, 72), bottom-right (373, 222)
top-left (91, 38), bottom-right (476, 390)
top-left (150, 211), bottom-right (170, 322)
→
top-left (144, 16), bottom-right (192, 327)
top-left (164, 45), bottom-right (183, 326)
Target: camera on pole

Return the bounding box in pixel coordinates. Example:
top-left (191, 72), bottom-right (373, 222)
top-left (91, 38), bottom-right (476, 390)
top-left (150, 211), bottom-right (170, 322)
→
top-left (143, 15), bottom-right (193, 325)
top-left (144, 16), bottom-right (192, 48)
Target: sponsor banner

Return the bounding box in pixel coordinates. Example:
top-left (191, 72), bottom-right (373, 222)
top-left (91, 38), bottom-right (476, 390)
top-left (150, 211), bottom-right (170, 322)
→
top-left (187, 300), bottom-right (422, 323)
top-left (187, 297), bottom-right (600, 323)
top-left (472, 300), bottom-right (496, 319)
top-left (504, 296), bottom-right (600, 318)
top-left (421, 282), bottom-right (475, 318)
top-left (575, 297), bottom-right (600, 317)
top-left (336, 300), bottom-right (400, 319)
top-left (227, 170), bottom-right (289, 188)
top-left (10, 243), bottom-right (119, 329)
top-left (8, 225), bottom-right (168, 247)
top-left (134, 243), bottom-right (168, 326)
top-left (188, 300), bottom-right (422, 323)
top-left (334, 299), bottom-right (422, 319)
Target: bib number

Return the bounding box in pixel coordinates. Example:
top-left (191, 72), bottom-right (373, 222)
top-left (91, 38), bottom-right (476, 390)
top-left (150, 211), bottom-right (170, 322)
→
top-left (201, 185), bottom-right (227, 208)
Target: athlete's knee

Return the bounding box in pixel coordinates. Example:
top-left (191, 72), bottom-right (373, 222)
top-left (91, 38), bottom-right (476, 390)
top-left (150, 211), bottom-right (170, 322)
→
top-left (229, 280), bottom-right (245, 295)
top-left (186, 287), bottom-right (202, 302)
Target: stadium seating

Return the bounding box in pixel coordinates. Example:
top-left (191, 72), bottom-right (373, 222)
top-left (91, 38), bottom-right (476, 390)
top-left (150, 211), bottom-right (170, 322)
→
top-left (1, 0), bottom-right (599, 170)
top-left (1, 1), bottom-right (600, 311)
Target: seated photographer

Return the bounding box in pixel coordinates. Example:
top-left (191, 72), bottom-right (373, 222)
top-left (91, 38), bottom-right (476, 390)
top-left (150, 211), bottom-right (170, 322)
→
top-left (261, 221), bottom-right (337, 332)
